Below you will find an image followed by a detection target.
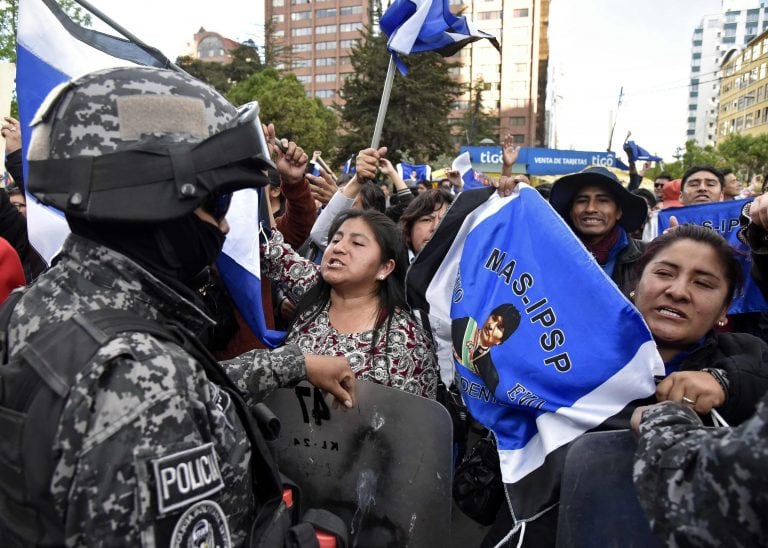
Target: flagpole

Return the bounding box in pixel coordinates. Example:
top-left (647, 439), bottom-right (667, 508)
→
top-left (371, 55), bottom-right (397, 149)
top-left (72, 0), bottom-right (181, 71)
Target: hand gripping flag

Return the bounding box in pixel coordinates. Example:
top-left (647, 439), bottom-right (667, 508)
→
top-left (17, 0), bottom-right (284, 347)
top-left (17, 0), bottom-right (172, 263)
top-left (659, 199), bottom-right (767, 314)
top-left (380, 0), bottom-right (500, 73)
top-left (452, 151), bottom-right (485, 191)
top-left (407, 185), bottom-right (663, 525)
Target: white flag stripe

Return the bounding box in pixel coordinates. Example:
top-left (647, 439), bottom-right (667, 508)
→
top-left (222, 189), bottom-right (262, 275)
top-left (388, 0), bottom-right (432, 54)
top-left (498, 340), bottom-right (660, 483)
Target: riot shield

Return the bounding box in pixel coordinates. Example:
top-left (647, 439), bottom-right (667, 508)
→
top-left (264, 380), bottom-right (453, 547)
top-left (557, 431), bottom-right (661, 548)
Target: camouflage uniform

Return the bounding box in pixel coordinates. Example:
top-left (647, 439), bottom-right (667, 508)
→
top-left (632, 398), bottom-right (768, 547)
top-left (9, 234), bottom-right (307, 546)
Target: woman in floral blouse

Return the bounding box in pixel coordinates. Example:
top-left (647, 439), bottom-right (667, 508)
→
top-left (263, 208), bottom-right (438, 398)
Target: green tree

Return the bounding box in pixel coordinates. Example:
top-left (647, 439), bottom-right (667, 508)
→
top-left (227, 68), bottom-right (338, 154)
top-left (453, 80), bottom-right (497, 145)
top-left (681, 140), bottom-right (725, 170)
top-left (336, 26), bottom-right (462, 164)
top-left (716, 133), bottom-right (768, 181)
top-left (262, 17), bottom-right (291, 69)
top-left (176, 44), bottom-right (262, 96)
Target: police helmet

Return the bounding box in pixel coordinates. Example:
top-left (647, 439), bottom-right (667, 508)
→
top-left (27, 66), bottom-right (274, 222)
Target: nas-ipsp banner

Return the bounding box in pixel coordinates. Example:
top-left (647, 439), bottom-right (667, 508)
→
top-left (659, 198), bottom-right (766, 314)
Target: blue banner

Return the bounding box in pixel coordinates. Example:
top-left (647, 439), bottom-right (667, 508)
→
top-left (659, 199), bottom-right (767, 314)
top-left (412, 186), bottom-right (662, 520)
top-left (458, 147), bottom-right (617, 176)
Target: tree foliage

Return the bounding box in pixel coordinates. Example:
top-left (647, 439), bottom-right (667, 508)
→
top-left (226, 68), bottom-right (338, 154)
top-left (643, 134), bottom-right (768, 184)
top-left (337, 26), bottom-right (462, 165)
top-left (453, 80), bottom-right (497, 146)
top-left (176, 44), bottom-right (262, 96)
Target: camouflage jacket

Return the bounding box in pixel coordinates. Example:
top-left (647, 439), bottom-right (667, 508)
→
top-left (633, 398), bottom-right (768, 547)
top-left (8, 234), bottom-right (307, 547)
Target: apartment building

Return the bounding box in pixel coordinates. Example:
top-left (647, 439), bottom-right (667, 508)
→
top-left (718, 28), bottom-right (768, 139)
top-left (265, 0), bottom-right (548, 145)
top-left (687, 1), bottom-right (768, 146)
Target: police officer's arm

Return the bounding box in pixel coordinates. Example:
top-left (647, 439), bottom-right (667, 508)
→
top-left (631, 399), bottom-right (768, 545)
top-left (222, 344), bottom-right (356, 407)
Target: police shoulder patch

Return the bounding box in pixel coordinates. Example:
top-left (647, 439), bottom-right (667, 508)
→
top-left (170, 500), bottom-right (232, 548)
top-left (151, 442), bottom-right (225, 515)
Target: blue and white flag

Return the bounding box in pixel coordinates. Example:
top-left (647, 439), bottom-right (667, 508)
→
top-left (342, 154), bottom-right (356, 175)
top-left (623, 140), bottom-right (662, 163)
top-left (380, 0), bottom-right (500, 73)
top-left (451, 151), bottom-right (484, 191)
top-left (397, 161), bottom-right (431, 182)
top-left (659, 199), bottom-right (767, 314)
top-left (216, 188), bottom-right (287, 348)
top-left (407, 185), bottom-right (663, 522)
top-left (17, 0), bottom-right (171, 263)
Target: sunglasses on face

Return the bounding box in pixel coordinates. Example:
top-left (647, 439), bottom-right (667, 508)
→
top-left (201, 193), bottom-right (233, 221)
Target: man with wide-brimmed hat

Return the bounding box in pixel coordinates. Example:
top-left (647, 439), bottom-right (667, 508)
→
top-left (550, 166), bottom-right (649, 297)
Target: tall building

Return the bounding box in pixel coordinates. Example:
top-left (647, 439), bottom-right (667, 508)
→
top-left (717, 28), bottom-right (768, 140)
top-left (265, 0), bottom-right (369, 106)
top-left (687, 1), bottom-right (768, 147)
top-left (448, 0), bottom-right (549, 147)
top-left (265, 0), bottom-right (549, 145)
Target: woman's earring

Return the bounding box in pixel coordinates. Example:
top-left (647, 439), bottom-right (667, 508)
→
top-left (717, 318), bottom-right (728, 327)
top-left (629, 291), bottom-right (635, 301)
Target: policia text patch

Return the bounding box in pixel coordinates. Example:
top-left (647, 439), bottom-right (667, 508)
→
top-left (151, 443), bottom-right (225, 514)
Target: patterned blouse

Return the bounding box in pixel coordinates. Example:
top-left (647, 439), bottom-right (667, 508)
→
top-left (263, 230), bottom-right (438, 399)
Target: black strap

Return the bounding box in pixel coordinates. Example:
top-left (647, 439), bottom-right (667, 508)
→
top-left (302, 508), bottom-right (349, 548)
top-left (286, 523), bottom-right (320, 548)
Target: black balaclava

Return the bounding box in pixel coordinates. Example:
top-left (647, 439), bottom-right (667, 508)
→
top-left (67, 212), bottom-right (225, 293)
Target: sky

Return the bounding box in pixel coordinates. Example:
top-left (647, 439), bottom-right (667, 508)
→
top-left (548, 0), bottom-right (722, 160)
top-left (80, 0), bottom-right (729, 161)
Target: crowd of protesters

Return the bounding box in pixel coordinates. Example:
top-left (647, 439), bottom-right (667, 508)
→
top-left (1, 66), bottom-right (768, 548)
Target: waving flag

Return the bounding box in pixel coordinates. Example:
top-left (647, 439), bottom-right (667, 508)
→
top-left (16, 0), bottom-right (172, 263)
top-left (451, 151), bottom-right (484, 191)
top-left (659, 199), bottom-right (767, 314)
top-left (407, 185), bottom-right (663, 525)
top-left (380, 0), bottom-right (500, 73)
top-left (623, 140), bottom-right (662, 163)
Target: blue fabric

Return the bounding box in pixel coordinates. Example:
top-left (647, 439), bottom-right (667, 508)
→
top-left (419, 186), bottom-right (663, 520)
top-left (601, 227), bottom-right (629, 277)
top-left (398, 162), bottom-right (431, 181)
top-left (380, 0), bottom-right (500, 74)
top-left (659, 199), bottom-right (767, 314)
top-left (624, 141), bottom-right (662, 163)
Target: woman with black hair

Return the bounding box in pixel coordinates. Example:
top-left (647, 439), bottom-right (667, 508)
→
top-left (260, 208), bottom-right (438, 398)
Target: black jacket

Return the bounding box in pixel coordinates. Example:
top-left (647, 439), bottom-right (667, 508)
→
top-left (611, 237), bottom-right (646, 298)
top-left (679, 331), bottom-right (768, 425)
